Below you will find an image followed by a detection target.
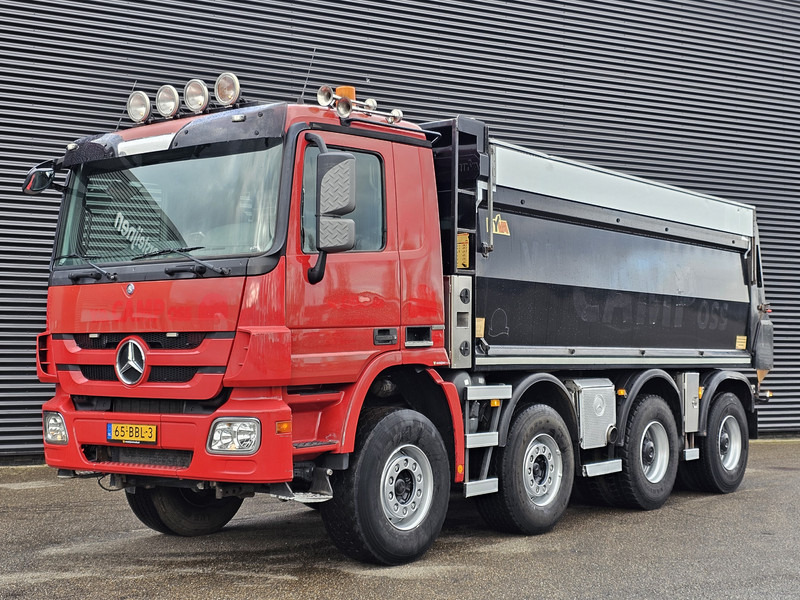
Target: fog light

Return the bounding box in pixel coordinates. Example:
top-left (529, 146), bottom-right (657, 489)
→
top-left (207, 418), bottom-right (260, 455)
top-left (184, 79), bottom-right (209, 113)
top-left (44, 412), bottom-right (68, 444)
top-left (126, 91), bottom-right (151, 123)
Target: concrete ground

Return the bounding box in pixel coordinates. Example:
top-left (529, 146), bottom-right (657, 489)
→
top-left (0, 439), bottom-right (798, 600)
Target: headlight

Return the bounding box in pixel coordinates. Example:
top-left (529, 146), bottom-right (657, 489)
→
top-left (207, 418), bottom-right (261, 455)
top-left (126, 91), bottom-right (151, 123)
top-left (184, 79), bottom-right (209, 113)
top-left (43, 412), bottom-right (68, 444)
top-left (155, 85), bottom-right (180, 118)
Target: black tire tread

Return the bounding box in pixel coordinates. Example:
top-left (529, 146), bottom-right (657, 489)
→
top-left (696, 393), bottom-right (749, 494)
top-left (152, 487), bottom-right (243, 536)
top-left (320, 406), bottom-right (449, 565)
top-left (606, 394), bottom-right (678, 510)
top-left (319, 406), bottom-right (393, 562)
top-left (475, 404), bottom-right (574, 534)
top-left (125, 487), bottom-right (173, 534)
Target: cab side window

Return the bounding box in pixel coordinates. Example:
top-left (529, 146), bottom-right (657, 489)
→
top-left (302, 146), bottom-right (385, 253)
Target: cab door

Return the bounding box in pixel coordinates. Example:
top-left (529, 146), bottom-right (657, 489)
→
top-left (285, 131), bottom-right (400, 385)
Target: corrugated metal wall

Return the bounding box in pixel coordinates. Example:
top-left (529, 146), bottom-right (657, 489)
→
top-left (3, 0), bottom-right (798, 457)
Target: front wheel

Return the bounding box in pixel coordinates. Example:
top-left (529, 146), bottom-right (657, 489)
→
top-left (476, 404), bottom-right (574, 534)
top-left (612, 394), bottom-right (678, 510)
top-left (125, 486), bottom-right (243, 536)
top-left (320, 407), bottom-right (450, 565)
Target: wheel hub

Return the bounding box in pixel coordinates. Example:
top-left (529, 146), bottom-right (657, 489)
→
top-left (394, 472), bottom-right (411, 502)
top-left (719, 431), bottom-right (730, 455)
top-left (381, 444), bottom-right (434, 531)
top-left (640, 421), bottom-right (669, 484)
top-left (718, 414), bottom-right (743, 472)
top-left (642, 438), bottom-right (656, 466)
top-left (522, 433), bottom-right (563, 507)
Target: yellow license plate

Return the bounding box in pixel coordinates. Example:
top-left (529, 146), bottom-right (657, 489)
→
top-left (107, 423), bottom-right (157, 444)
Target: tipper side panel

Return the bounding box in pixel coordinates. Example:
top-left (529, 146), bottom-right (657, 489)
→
top-left (474, 143), bottom-right (755, 370)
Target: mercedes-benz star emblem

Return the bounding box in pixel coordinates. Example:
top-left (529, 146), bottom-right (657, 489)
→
top-left (115, 339), bottom-right (146, 385)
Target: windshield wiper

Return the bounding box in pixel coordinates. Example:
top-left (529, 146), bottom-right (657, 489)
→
top-left (56, 253), bottom-right (118, 282)
top-left (132, 246), bottom-right (230, 276)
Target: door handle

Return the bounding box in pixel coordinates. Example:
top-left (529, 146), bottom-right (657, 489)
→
top-left (373, 328), bottom-right (398, 346)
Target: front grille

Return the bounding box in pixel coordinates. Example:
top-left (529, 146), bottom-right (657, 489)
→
top-left (72, 332), bottom-right (207, 350)
top-left (80, 365), bottom-right (117, 381)
top-left (83, 445), bottom-right (192, 468)
top-left (148, 366), bottom-right (198, 383)
top-left (79, 365), bottom-right (200, 383)
top-left (72, 391), bottom-right (229, 415)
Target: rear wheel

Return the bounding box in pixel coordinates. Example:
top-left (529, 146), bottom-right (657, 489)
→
top-left (125, 486), bottom-right (243, 536)
top-left (476, 404), bottom-right (574, 534)
top-left (320, 407), bottom-right (450, 565)
top-left (612, 395), bottom-right (678, 510)
top-left (695, 393), bottom-right (749, 493)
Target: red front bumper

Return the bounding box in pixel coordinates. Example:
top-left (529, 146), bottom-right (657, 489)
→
top-left (42, 387), bottom-right (293, 484)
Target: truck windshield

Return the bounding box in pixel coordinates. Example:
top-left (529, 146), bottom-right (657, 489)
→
top-left (54, 137), bottom-right (283, 266)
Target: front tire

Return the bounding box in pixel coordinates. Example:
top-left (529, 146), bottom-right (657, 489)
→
top-left (320, 407), bottom-right (450, 565)
top-left (125, 486), bottom-right (243, 536)
top-left (476, 404), bottom-right (574, 534)
top-left (612, 395), bottom-right (679, 510)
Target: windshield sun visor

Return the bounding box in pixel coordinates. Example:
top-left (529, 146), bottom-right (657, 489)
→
top-left (171, 103), bottom-right (287, 150)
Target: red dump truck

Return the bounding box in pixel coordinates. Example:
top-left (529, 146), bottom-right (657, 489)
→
top-left (24, 74), bottom-right (773, 565)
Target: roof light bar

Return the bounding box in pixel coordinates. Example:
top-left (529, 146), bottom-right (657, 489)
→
top-left (126, 91), bottom-right (151, 124)
top-left (316, 85), bottom-right (402, 124)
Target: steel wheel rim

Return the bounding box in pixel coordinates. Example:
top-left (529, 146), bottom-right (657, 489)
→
top-left (380, 444), bottom-right (434, 531)
top-left (522, 433), bottom-right (563, 507)
top-left (718, 414), bottom-right (743, 471)
top-left (640, 421), bottom-right (669, 483)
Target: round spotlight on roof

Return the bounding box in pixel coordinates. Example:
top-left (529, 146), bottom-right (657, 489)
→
top-left (127, 91), bottom-right (151, 124)
top-left (214, 72), bottom-right (241, 106)
top-left (316, 85), bottom-right (334, 107)
top-left (155, 85), bottom-right (180, 118)
top-left (184, 79), bottom-right (209, 113)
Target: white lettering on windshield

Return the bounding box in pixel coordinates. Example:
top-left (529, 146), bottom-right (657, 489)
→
top-left (114, 212), bottom-right (158, 254)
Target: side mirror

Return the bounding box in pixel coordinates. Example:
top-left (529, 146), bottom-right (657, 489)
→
top-left (22, 166), bottom-right (56, 195)
top-left (316, 152), bottom-right (356, 253)
top-left (308, 151), bottom-right (357, 284)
